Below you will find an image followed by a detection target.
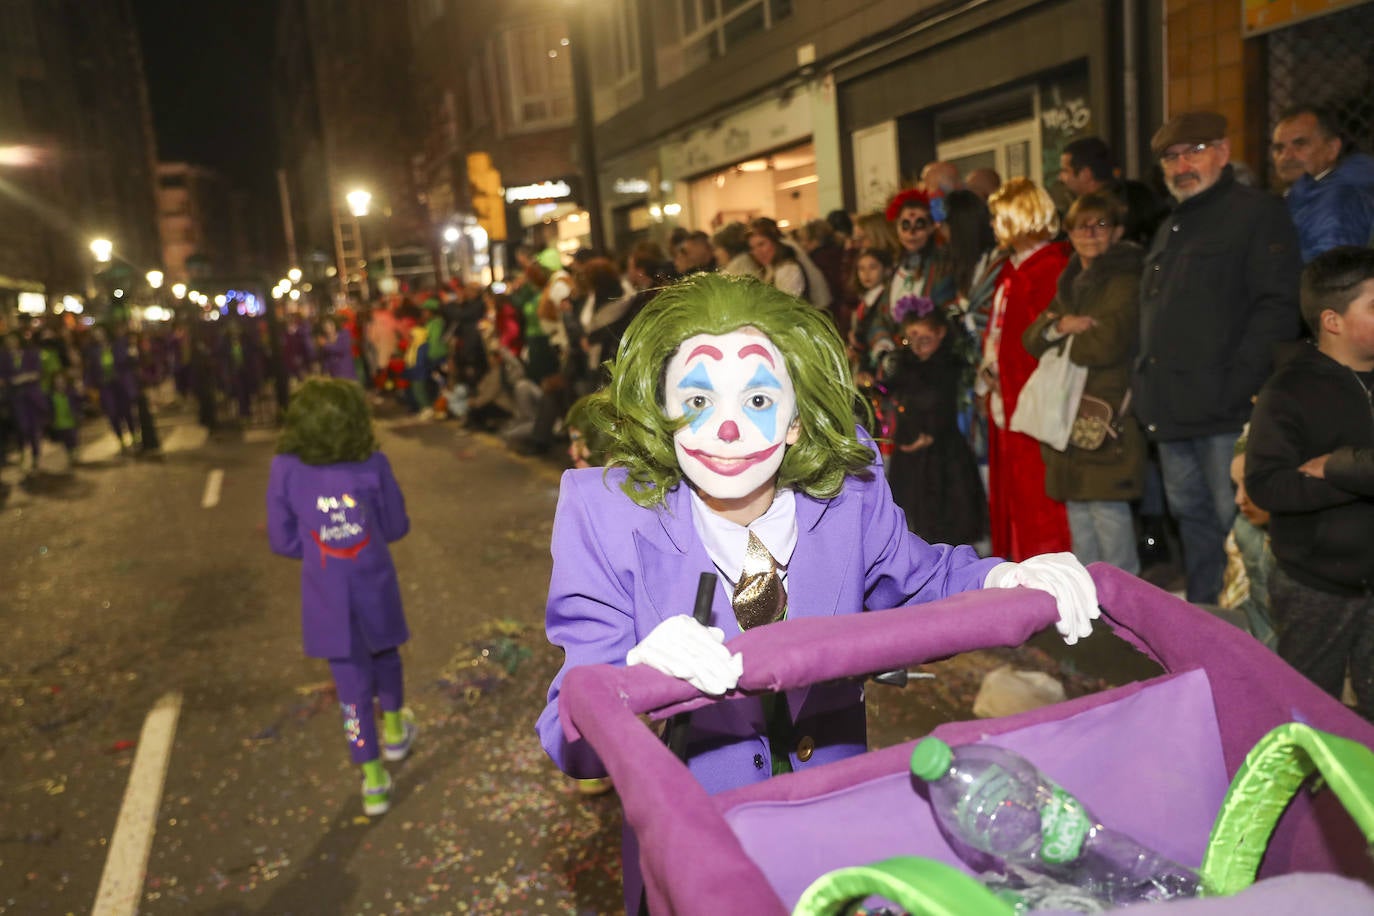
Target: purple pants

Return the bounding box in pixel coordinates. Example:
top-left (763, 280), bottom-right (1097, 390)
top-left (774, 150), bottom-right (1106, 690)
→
top-left (99, 384), bottom-right (136, 439)
top-left (328, 640), bottom-right (404, 765)
top-left (13, 391), bottom-right (47, 459)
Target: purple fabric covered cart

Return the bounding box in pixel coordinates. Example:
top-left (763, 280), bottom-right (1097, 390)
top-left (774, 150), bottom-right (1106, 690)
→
top-left (558, 564), bottom-right (1374, 914)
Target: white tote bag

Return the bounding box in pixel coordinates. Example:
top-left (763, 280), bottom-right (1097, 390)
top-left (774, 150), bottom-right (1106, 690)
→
top-left (1009, 335), bottom-right (1088, 452)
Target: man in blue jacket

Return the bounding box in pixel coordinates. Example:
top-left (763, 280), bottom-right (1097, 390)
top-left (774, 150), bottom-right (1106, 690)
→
top-left (1272, 105), bottom-right (1374, 263)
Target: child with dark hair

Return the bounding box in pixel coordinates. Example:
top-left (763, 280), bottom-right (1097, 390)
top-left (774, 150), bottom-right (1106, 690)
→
top-left (882, 306), bottom-right (988, 545)
top-left (267, 378), bottom-right (417, 814)
top-left (1246, 246), bottom-right (1374, 718)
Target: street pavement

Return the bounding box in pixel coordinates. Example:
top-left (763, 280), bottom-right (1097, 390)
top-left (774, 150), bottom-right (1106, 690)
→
top-left (1, 398), bottom-right (1163, 915)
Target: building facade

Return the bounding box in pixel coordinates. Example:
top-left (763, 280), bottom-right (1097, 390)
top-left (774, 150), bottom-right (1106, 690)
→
top-left (273, 0), bottom-right (432, 301)
top-left (156, 163), bottom-right (255, 286)
top-left (581, 0), bottom-right (1163, 249)
top-left (408, 0), bottom-right (590, 280)
top-left (0, 0), bottom-right (160, 320)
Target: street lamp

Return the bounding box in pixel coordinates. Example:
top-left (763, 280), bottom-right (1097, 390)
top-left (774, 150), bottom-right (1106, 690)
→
top-left (90, 238), bottom-right (113, 263)
top-left (346, 189), bottom-right (372, 218)
top-left (345, 188), bottom-right (373, 301)
top-left (146, 269), bottom-right (164, 290)
top-left (171, 283), bottom-right (187, 299)
top-left (288, 267), bottom-right (302, 284)
top-left (442, 225), bottom-right (461, 244)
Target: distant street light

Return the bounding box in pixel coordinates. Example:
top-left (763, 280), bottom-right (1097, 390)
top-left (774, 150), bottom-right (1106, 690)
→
top-left (90, 238), bottom-right (113, 263)
top-left (288, 267), bottom-right (302, 283)
top-left (442, 225), bottom-right (461, 244)
top-left (171, 283), bottom-right (187, 299)
top-left (346, 189), bottom-right (372, 218)
top-left (146, 269), bottom-right (164, 290)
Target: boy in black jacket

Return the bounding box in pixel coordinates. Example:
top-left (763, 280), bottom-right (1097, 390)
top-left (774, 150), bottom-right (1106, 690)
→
top-left (1246, 246), bottom-right (1374, 719)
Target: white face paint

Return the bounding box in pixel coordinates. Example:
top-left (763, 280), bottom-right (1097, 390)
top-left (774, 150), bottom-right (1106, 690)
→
top-left (663, 328), bottom-right (799, 500)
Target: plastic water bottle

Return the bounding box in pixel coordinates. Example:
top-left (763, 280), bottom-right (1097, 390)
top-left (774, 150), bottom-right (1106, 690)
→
top-left (910, 737), bottom-right (1201, 906)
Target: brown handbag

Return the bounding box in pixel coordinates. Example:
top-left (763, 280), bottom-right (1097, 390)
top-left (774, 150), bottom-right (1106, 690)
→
top-left (1070, 389), bottom-right (1132, 450)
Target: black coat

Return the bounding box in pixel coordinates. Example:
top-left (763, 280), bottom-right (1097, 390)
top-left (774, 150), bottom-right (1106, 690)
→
top-left (1246, 343), bottom-right (1374, 595)
top-left (882, 338), bottom-right (987, 545)
top-left (1134, 167), bottom-right (1303, 441)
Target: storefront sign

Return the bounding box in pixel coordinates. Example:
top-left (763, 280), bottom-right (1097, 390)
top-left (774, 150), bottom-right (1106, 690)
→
top-left (1243, 0), bottom-right (1367, 35)
top-left (504, 180), bottom-right (573, 203)
top-left (662, 95), bottom-right (813, 179)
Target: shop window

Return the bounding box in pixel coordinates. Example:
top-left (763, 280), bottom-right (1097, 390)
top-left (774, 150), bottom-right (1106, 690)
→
top-left (656, 0), bottom-right (792, 86)
top-left (502, 24), bottom-right (574, 132)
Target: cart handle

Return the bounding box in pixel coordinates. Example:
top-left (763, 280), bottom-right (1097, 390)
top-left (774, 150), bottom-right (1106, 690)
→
top-left (790, 856), bottom-right (1016, 916)
top-left (1201, 721), bottom-right (1374, 896)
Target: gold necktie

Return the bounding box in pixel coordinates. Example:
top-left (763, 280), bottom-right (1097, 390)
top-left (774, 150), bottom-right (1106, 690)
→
top-left (732, 531), bottom-right (787, 630)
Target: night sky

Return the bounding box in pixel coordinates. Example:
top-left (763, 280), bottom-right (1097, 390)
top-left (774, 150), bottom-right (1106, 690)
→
top-left (132, 0), bottom-right (283, 260)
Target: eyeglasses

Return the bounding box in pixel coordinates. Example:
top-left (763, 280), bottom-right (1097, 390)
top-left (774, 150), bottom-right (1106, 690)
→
top-left (1159, 142), bottom-right (1216, 166)
top-left (899, 217), bottom-right (932, 232)
top-left (1070, 219), bottom-right (1115, 236)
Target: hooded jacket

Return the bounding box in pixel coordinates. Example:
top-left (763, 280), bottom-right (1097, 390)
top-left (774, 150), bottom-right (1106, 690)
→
top-left (1246, 343), bottom-right (1374, 595)
top-left (1286, 152), bottom-right (1374, 263)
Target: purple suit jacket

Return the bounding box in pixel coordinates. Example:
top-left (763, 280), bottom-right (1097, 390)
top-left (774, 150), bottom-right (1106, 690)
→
top-left (536, 462), bottom-right (1001, 795)
top-left (266, 452), bottom-right (410, 659)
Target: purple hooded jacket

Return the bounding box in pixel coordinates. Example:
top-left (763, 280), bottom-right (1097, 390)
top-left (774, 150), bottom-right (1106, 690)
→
top-left (267, 451), bottom-right (410, 658)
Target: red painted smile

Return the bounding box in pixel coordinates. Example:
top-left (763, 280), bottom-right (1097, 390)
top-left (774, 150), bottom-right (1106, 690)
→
top-left (683, 442), bottom-right (782, 476)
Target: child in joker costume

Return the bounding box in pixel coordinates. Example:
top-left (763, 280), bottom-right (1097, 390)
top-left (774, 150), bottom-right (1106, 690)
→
top-left (537, 272), bottom-right (1096, 793)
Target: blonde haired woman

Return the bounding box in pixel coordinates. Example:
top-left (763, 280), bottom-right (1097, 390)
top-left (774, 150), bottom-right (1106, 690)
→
top-left (980, 177), bottom-right (1072, 560)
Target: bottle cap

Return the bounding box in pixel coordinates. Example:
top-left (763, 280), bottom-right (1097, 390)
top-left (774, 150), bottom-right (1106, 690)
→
top-left (910, 737), bottom-right (952, 781)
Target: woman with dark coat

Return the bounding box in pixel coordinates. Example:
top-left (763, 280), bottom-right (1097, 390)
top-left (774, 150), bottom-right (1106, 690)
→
top-left (1022, 192), bottom-right (1146, 573)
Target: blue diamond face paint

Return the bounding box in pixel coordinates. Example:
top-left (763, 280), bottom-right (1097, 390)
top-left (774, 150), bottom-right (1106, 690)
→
top-left (678, 363), bottom-right (716, 433)
top-left (663, 328), bottom-right (799, 502)
top-left (743, 364), bottom-right (782, 442)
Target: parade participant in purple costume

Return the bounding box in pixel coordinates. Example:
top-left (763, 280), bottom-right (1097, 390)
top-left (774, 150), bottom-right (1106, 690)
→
top-left (537, 275), bottom-right (1100, 912)
top-left (222, 320), bottom-right (265, 420)
top-left (283, 314), bottom-right (312, 381)
top-left (84, 326), bottom-right (138, 451)
top-left (267, 378), bottom-right (418, 815)
top-left (537, 275), bottom-right (1100, 780)
top-left (1, 331), bottom-right (49, 472)
top-left (316, 317), bottom-right (357, 381)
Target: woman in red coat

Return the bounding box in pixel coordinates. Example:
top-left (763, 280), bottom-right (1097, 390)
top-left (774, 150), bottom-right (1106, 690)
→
top-left (979, 178), bottom-right (1072, 559)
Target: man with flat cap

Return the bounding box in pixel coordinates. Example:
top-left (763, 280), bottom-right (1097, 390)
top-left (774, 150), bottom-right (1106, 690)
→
top-left (1133, 111), bottom-right (1302, 605)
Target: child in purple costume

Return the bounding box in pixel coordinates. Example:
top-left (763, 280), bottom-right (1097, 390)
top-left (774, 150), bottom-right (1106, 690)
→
top-left (1, 331), bottom-right (49, 471)
top-left (266, 378), bottom-right (417, 815)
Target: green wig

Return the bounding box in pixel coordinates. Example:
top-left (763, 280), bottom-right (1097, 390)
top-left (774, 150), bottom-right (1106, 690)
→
top-left (565, 393), bottom-right (613, 468)
top-left (277, 377), bottom-right (378, 465)
top-left (581, 272), bottom-right (874, 507)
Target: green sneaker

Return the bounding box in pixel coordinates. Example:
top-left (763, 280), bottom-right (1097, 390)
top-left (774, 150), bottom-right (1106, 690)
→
top-left (362, 771), bottom-right (392, 816)
top-left (382, 709), bottom-right (418, 762)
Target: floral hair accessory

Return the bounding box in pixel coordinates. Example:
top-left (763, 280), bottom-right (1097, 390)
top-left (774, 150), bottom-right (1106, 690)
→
top-left (892, 294), bottom-right (935, 324)
top-left (885, 188), bottom-right (933, 222)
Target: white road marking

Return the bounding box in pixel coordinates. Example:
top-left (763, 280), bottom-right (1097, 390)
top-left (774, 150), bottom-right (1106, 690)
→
top-left (201, 469), bottom-right (224, 508)
top-left (91, 691), bottom-right (183, 916)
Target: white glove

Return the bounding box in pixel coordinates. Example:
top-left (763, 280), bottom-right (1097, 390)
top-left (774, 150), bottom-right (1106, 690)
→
top-left (625, 615), bottom-right (744, 696)
top-left (984, 552), bottom-right (1099, 645)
